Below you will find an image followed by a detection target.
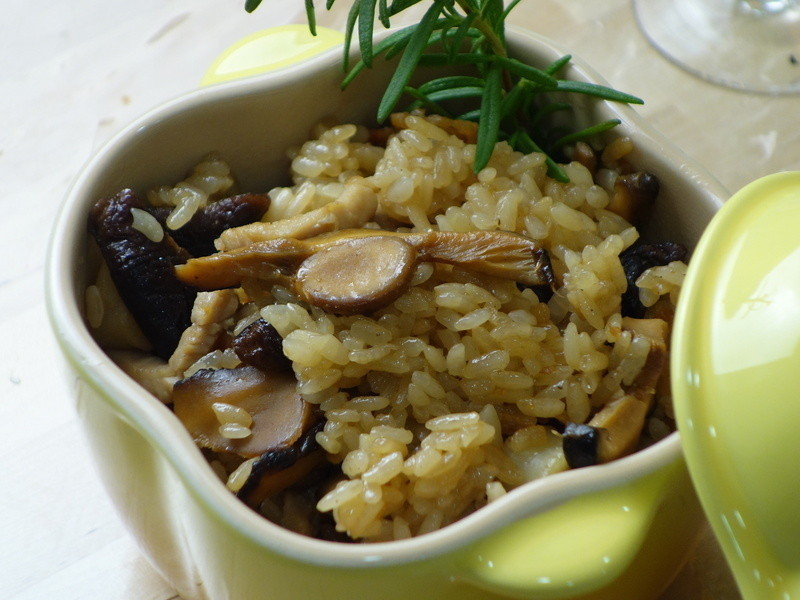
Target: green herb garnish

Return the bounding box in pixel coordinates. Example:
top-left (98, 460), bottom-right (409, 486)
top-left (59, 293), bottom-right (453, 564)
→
top-left (244, 0), bottom-right (643, 177)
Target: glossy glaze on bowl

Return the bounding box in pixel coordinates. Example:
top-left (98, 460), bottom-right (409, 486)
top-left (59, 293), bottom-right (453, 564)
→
top-left (46, 28), bottom-right (727, 600)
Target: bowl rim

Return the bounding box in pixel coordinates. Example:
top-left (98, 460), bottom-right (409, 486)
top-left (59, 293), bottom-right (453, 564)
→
top-left (45, 27), bottom-right (727, 568)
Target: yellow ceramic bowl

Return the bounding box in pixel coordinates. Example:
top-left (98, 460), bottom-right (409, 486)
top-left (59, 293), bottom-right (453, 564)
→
top-left (46, 28), bottom-right (726, 600)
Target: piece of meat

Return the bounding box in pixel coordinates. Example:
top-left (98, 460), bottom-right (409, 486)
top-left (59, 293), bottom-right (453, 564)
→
top-left (168, 290), bottom-right (240, 374)
top-left (215, 178), bottom-right (377, 251)
top-left (108, 350), bottom-right (179, 403)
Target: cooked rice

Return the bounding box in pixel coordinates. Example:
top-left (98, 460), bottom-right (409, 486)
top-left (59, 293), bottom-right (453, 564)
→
top-left (98, 113), bottom-right (684, 542)
top-left (233, 114), bottom-right (678, 541)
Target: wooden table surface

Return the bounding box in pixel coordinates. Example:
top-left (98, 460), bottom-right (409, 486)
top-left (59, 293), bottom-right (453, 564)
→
top-left (4, 0), bottom-right (797, 598)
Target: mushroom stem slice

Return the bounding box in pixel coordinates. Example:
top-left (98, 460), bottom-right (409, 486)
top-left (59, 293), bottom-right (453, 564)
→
top-left (176, 228), bottom-right (552, 315)
top-left (589, 394), bottom-right (649, 463)
top-left (295, 236), bottom-right (418, 315)
top-left (175, 237), bottom-right (311, 289)
top-left (406, 230), bottom-right (553, 287)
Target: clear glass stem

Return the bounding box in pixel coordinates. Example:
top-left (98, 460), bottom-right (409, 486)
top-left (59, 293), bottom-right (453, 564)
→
top-left (633, 0), bottom-right (800, 94)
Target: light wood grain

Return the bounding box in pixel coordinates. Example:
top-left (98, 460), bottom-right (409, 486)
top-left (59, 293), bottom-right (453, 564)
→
top-left (7, 0), bottom-right (794, 597)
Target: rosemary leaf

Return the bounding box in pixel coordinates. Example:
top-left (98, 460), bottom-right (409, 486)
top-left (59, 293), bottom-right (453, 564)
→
top-left (457, 108), bottom-right (481, 121)
top-left (474, 63), bottom-right (502, 171)
top-left (342, 20), bottom-right (465, 88)
top-left (416, 52), bottom-right (495, 66)
top-left (377, 2), bottom-right (444, 123)
top-left (529, 101), bottom-right (571, 130)
top-left (305, 0), bottom-right (317, 36)
top-left (417, 75), bottom-right (485, 94)
top-left (358, 0), bottom-right (377, 67)
top-left (551, 119), bottom-right (621, 150)
top-left (481, 0), bottom-right (505, 30)
top-left (378, 0), bottom-right (391, 27)
top-left (389, 0), bottom-right (426, 16)
top-left (498, 78), bottom-right (528, 119)
top-left (342, 1), bottom-right (361, 71)
top-left (244, 0), bottom-right (263, 13)
top-left (516, 131), bottom-right (569, 182)
top-left (448, 12), bottom-right (477, 61)
top-left (404, 87), bottom-right (453, 115)
top-left (545, 54), bottom-right (572, 76)
top-left (501, 0), bottom-right (523, 20)
top-left (424, 85), bottom-right (485, 103)
top-left (384, 35), bottom-right (413, 60)
top-left (493, 56), bottom-right (557, 88)
top-left (556, 80), bottom-right (644, 104)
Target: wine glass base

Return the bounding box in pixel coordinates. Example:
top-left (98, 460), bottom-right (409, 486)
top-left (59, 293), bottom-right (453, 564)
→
top-left (633, 0), bottom-right (800, 94)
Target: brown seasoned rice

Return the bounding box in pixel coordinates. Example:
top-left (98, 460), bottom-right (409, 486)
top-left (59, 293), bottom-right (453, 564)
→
top-left (91, 112), bottom-right (685, 543)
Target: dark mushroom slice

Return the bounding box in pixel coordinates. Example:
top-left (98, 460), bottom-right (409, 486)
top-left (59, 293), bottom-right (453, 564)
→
top-left (175, 229), bottom-right (553, 315)
top-left (148, 193), bottom-right (270, 257)
top-left (236, 421), bottom-right (326, 508)
top-left (88, 188), bottom-right (196, 359)
top-left (606, 171), bottom-right (660, 225)
top-left (232, 318), bottom-right (293, 373)
top-left (562, 422), bottom-right (600, 468)
top-left (619, 241), bottom-right (687, 318)
top-left (172, 365), bottom-right (317, 458)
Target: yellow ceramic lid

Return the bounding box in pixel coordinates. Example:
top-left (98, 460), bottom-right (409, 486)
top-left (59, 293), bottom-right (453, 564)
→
top-left (202, 25), bottom-right (344, 85)
top-left (672, 172), bottom-right (800, 599)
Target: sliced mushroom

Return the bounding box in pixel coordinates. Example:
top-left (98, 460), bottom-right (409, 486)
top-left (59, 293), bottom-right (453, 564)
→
top-left (175, 229), bottom-right (552, 315)
top-left (569, 317), bottom-right (669, 465)
top-left (232, 318), bottom-right (293, 373)
top-left (562, 422), bottom-right (600, 468)
top-left (236, 421), bottom-right (325, 508)
top-left (619, 242), bottom-right (687, 318)
top-left (88, 188), bottom-right (196, 359)
top-left (149, 193), bottom-right (270, 257)
top-left (606, 172), bottom-right (660, 225)
top-left (172, 365), bottom-right (316, 458)
top-left (296, 235), bottom-right (418, 315)
top-left (621, 316), bottom-right (670, 405)
top-left (588, 394), bottom-right (649, 463)
top-left (215, 178), bottom-right (377, 251)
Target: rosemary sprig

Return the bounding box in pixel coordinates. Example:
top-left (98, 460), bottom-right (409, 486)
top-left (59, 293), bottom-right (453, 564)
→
top-left (244, 0), bottom-right (643, 176)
